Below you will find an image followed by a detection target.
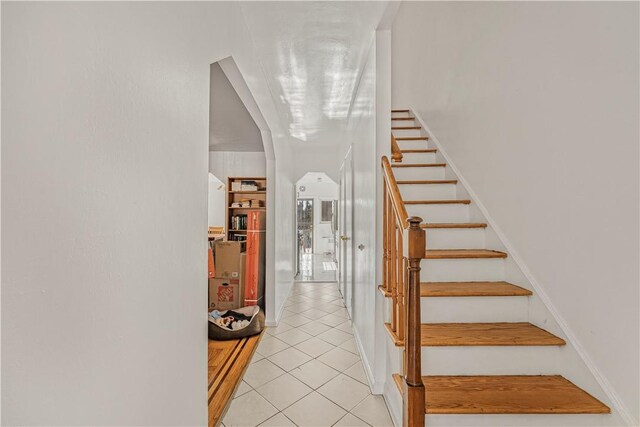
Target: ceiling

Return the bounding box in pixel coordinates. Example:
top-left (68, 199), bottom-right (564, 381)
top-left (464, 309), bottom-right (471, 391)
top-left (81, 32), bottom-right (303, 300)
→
top-left (240, 1), bottom-right (389, 144)
top-left (209, 62), bottom-right (263, 152)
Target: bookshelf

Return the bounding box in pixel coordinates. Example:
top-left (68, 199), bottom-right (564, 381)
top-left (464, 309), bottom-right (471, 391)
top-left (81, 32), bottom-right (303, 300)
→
top-left (226, 176), bottom-right (267, 241)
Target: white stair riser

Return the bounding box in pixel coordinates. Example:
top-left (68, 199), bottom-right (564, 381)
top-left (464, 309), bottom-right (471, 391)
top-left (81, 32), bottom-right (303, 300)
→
top-left (395, 140), bottom-right (430, 150)
top-left (418, 346), bottom-right (564, 376)
top-left (391, 111), bottom-right (411, 118)
top-left (426, 228), bottom-right (486, 249)
top-left (399, 183), bottom-right (456, 200)
top-left (420, 258), bottom-right (505, 282)
top-left (392, 166), bottom-right (445, 181)
top-left (392, 128), bottom-right (423, 138)
top-left (421, 296), bottom-right (528, 323)
top-left (398, 152), bottom-right (437, 163)
top-left (406, 203), bottom-right (470, 222)
top-left (392, 119), bottom-right (417, 127)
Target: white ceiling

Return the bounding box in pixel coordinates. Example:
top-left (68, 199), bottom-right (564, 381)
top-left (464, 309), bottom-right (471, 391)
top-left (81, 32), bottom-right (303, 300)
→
top-left (209, 62), bottom-right (263, 152)
top-left (240, 1), bottom-right (389, 144)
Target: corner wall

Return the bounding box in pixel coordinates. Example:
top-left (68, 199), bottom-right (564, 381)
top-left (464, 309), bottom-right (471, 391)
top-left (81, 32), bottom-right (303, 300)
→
top-left (392, 2), bottom-right (639, 423)
top-left (1, 2), bottom-right (291, 424)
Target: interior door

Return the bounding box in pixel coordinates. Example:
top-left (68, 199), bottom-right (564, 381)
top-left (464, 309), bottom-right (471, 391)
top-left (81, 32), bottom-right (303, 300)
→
top-left (339, 150), bottom-right (354, 315)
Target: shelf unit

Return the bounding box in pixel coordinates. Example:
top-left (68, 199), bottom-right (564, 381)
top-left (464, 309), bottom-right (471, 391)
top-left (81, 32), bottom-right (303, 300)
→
top-left (226, 176), bottom-right (267, 241)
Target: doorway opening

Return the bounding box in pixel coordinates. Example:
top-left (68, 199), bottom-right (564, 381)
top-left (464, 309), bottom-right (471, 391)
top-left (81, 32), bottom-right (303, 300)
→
top-left (295, 172), bottom-right (339, 282)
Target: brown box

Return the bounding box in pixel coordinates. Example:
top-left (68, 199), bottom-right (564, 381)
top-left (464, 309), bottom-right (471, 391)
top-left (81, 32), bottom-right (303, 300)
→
top-left (214, 241), bottom-right (244, 279)
top-left (209, 254), bottom-right (246, 311)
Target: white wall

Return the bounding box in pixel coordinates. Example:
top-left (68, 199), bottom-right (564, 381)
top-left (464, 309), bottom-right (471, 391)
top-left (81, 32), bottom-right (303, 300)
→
top-left (208, 151), bottom-right (267, 183)
top-left (208, 173), bottom-right (226, 228)
top-left (1, 2), bottom-right (293, 424)
top-left (345, 39), bottom-right (380, 389)
top-left (392, 2), bottom-right (639, 423)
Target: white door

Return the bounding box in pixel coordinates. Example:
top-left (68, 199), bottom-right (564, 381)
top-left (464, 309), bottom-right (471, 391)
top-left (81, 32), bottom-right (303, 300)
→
top-left (339, 150), bottom-right (354, 316)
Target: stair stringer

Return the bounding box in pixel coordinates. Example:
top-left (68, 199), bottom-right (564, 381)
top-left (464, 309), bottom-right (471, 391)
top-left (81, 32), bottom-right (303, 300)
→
top-left (386, 106), bottom-right (628, 426)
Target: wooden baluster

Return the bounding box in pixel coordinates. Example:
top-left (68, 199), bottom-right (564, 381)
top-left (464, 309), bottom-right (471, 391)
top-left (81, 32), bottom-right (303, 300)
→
top-left (390, 222), bottom-right (398, 334)
top-left (382, 184), bottom-right (388, 293)
top-left (403, 217), bottom-right (426, 427)
top-left (396, 227), bottom-right (405, 343)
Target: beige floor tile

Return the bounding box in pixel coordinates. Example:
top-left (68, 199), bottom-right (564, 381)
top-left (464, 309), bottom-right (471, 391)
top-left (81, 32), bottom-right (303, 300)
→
top-left (318, 347), bottom-right (360, 372)
top-left (275, 328), bottom-right (313, 346)
top-left (343, 361), bottom-right (368, 386)
top-left (243, 359), bottom-right (286, 389)
top-left (298, 321), bottom-right (333, 336)
top-left (300, 308), bottom-right (328, 320)
top-left (339, 338), bottom-right (358, 354)
top-left (267, 347), bottom-right (312, 371)
top-left (334, 413), bottom-right (371, 427)
top-left (318, 314), bottom-right (346, 327)
top-left (281, 314), bottom-right (313, 328)
top-left (289, 359), bottom-right (340, 389)
top-left (255, 373), bottom-right (312, 410)
top-left (350, 395), bottom-right (393, 427)
top-left (283, 392), bottom-right (346, 427)
top-left (265, 322), bottom-right (294, 336)
top-left (223, 390), bottom-right (278, 427)
top-left (317, 374), bottom-right (371, 411)
top-left (258, 413), bottom-right (297, 427)
top-left (334, 321), bottom-right (354, 334)
top-left (256, 335), bottom-right (291, 357)
top-left (234, 381), bottom-right (253, 398)
top-left (317, 328), bottom-right (353, 346)
top-left (295, 336), bottom-right (335, 358)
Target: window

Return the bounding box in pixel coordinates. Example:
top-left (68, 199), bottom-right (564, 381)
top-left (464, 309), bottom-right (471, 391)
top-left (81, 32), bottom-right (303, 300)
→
top-left (321, 200), bottom-right (334, 223)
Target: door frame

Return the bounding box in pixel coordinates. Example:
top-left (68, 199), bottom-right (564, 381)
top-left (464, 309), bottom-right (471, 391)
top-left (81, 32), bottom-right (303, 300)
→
top-left (339, 148), bottom-right (354, 315)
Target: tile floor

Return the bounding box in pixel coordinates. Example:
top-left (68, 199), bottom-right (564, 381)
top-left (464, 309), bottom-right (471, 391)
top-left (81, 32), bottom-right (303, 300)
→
top-left (222, 282), bottom-right (394, 427)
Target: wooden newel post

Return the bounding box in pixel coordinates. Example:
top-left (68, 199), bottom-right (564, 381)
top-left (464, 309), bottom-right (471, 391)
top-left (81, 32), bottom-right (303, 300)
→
top-left (403, 216), bottom-right (426, 427)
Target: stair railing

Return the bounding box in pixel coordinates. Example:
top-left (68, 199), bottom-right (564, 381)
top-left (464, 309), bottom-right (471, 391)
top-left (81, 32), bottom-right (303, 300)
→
top-left (381, 156), bottom-right (426, 426)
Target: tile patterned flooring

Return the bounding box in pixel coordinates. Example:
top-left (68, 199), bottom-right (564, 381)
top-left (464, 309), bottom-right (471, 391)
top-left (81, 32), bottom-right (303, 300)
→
top-left (222, 282), bottom-right (394, 427)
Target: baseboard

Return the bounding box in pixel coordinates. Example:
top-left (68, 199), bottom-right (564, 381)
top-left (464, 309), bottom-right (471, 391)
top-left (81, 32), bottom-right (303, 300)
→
top-left (410, 107), bottom-right (636, 426)
top-left (352, 324), bottom-right (384, 394)
top-left (265, 280), bottom-right (294, 327)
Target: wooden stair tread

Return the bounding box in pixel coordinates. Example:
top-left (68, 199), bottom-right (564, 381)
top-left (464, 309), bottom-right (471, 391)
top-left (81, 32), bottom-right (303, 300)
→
top-left (392, 126), bottom-right (421, 130)
top-left (395, 136), bottom-right (429, 140)
top-left (425, 249), bottom-right (507, 259)
top-left (392, 117), bottom-right (416, 120)
top-left (421, 281), bottom-right (532, 297)
top-left (421, 222), bottom-right (487, 229)
top-left (392, 374), bottom-right (610, 414)
top-left (385, 322), bottom-right (566, 346)
top-left (391, 109), bottom-right (410, 113)
top-left (391, 163), bottom-right (446, 168)
top-left (398, 180), bottom-right (456, 185)
top-left (405, 199), bottom-right (471, 205)
top-left (400, 149), bottom-right (437, 153)
top-left (379, 282), bottom-right (531, 298)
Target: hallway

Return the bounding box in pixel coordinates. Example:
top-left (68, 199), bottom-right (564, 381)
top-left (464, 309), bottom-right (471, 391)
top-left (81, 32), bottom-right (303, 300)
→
top-left (221, 282), bottom-right (393, 426)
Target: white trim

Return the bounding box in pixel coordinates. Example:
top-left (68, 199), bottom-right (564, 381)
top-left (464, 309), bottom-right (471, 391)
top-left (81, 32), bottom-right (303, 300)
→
top-left (352, 324), bottom-right (384, 394)
top-left (410, 106), bottom-right (636, 426)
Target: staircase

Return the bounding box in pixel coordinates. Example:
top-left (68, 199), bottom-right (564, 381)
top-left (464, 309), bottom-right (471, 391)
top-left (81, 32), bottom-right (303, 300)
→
top-left (381, 108), bottom-right (610, 426)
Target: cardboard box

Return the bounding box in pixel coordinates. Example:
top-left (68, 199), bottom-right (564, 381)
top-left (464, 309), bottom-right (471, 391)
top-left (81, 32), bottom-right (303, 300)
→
top-left (209, 254), bottom-right (246, 311)
top-left (214, 241), bottom-right (244, 279)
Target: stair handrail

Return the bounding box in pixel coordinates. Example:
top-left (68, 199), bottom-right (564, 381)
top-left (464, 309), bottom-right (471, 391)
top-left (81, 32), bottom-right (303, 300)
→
top-left (391, 134), bottom-right (403, 163)
top-left (381, 156), bottom-right (409, 229)
top-left (381, 155), bottom-right (426, 427)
